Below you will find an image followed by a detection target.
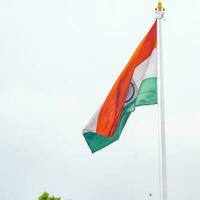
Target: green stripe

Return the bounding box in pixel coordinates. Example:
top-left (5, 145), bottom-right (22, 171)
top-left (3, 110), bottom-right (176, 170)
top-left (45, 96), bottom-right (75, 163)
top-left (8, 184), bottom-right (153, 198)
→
top-left (84, 77), bottom-right (157, 153)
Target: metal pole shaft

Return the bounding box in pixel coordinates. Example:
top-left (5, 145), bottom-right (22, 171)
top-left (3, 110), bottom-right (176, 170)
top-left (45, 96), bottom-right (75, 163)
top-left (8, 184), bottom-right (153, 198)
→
top-left (157, 14), bottom-right (167, 200)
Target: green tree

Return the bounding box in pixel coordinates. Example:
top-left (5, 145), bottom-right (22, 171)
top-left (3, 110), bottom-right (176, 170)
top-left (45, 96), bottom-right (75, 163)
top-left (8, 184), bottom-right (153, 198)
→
top-left (38, 192), bottom-right (61, 200)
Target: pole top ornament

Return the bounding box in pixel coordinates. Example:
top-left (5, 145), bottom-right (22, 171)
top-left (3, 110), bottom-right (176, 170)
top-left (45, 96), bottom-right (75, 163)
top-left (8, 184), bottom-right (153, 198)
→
top-left (156, 1), bottom-right (165, 11)
top-left (155, 0), bottom-right (165, 19)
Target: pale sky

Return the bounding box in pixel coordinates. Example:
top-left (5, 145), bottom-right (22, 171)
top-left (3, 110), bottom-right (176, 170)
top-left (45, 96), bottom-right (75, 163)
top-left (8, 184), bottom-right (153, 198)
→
top-left (0, 0), bottom-right (200, 200)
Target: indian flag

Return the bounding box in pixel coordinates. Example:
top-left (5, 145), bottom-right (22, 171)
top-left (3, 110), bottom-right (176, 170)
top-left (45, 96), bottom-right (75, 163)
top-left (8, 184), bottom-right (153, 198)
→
top-left (83, 20), bottom-right (157, 153)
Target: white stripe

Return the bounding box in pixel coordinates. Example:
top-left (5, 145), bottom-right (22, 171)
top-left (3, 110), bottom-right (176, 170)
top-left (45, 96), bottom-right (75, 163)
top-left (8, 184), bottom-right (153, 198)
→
top-left (133, 48), bottom-right (157, 89)
top-left (83, 108), bottom-right (100, 133)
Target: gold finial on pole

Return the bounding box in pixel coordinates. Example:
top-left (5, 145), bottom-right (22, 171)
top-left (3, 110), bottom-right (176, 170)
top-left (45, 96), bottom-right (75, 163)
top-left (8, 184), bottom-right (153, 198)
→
top-left (158, 0), bottom-right (163, 11)
top-left (155, 0), bottom-right (165, 19)
top-left (155, 0), bottom-right (165, 12)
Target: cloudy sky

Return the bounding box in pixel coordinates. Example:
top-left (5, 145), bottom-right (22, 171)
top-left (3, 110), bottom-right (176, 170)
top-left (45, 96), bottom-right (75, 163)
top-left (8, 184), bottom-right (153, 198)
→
top-left (0, 0), bottom-right (200, 200)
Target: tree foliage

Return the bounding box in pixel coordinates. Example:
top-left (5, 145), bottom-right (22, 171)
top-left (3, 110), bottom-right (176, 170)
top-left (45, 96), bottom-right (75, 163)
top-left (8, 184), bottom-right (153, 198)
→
top-left (38, 192), bottom-right (61, 200)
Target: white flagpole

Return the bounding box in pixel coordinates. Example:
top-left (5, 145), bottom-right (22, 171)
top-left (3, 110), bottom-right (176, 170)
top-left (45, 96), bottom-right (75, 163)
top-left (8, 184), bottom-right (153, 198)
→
top-left (155, 1), bottom-right (167, 200)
